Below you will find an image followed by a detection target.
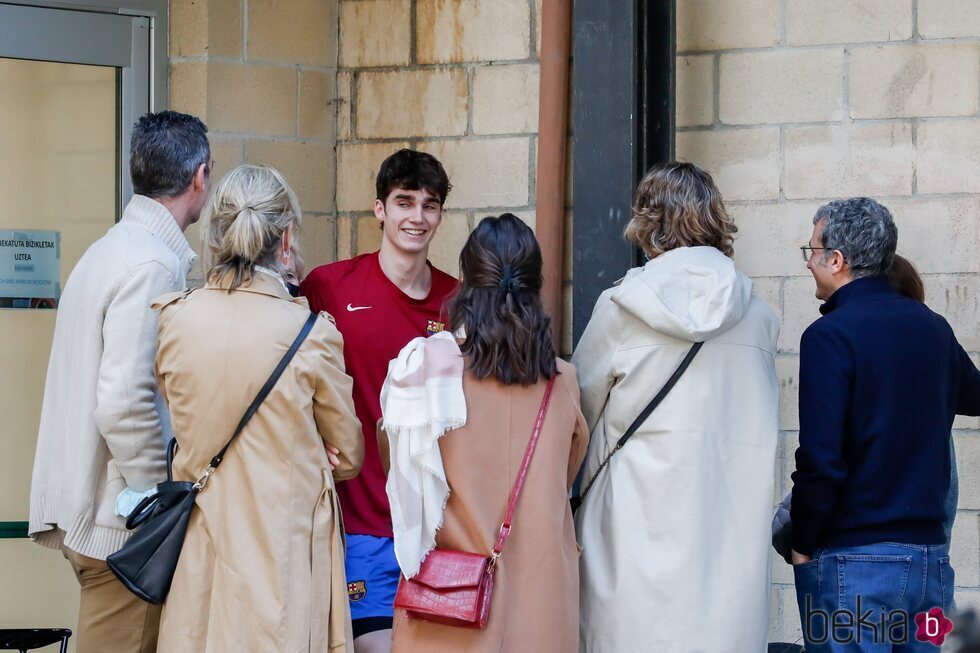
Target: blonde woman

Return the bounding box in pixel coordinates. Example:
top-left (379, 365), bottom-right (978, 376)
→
top-left (573, 162), bottom-right (779, 652)
top-left (154, 164), bottom-right (363, 652)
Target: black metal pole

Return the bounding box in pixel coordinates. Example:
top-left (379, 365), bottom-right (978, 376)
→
top-left (635, 0), bottom-right (676, 265)
top-left (571, 0), bottom-right (676, 344)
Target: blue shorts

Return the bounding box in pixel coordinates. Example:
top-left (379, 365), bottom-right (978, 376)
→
top-left (345, 534), bottom-right (399, 622)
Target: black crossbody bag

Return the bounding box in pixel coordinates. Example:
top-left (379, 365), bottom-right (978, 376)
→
top-left (570, 341), bottom-right (703, 514)
top-left (107, 312), bottom-right (318, 604)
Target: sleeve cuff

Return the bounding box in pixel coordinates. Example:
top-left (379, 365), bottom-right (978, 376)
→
top-left (114, 486), bottom-right (158, 517)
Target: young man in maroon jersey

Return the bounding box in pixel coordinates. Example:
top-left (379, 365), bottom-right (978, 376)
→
top-left (300, 149), bottom-right (457, 653)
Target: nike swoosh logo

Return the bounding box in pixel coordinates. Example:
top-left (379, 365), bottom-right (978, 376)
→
top-left (346, 303), bottom-right (373, 312)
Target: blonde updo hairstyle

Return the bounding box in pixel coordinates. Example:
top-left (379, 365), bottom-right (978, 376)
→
top-left (204, 164), bottom-right (302, 291)
top-left (624, 161), bottom-right (737, 260)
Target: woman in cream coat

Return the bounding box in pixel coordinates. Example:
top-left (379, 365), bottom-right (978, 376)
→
top-left (154, 165), bottom-right (363, 653)
top-left (573, 162), bottom-right (779, 653)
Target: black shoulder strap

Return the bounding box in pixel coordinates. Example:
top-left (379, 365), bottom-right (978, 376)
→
top-left (209, 312), bottom-right (318, 470)
top-left (571, 341), bottom-right (703, 512)
top-left (614, 341), bottom-right (703, 449)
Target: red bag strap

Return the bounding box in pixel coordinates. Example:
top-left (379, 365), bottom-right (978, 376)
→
top-left (490, 375), bottom-right (556, 562)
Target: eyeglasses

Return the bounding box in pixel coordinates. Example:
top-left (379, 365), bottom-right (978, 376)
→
top-left (800, 245), bottom-right (828, 262)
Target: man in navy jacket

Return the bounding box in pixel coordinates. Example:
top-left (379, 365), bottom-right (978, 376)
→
top-left (791, 197), bottom-right (980, 652)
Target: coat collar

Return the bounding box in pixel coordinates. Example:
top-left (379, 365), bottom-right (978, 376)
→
top-left (121, 195), bottom-right (198, 276)
top-left (207, 268), bottom-right (309, 307)
top-left (819, 275), bottom-right (895, 315)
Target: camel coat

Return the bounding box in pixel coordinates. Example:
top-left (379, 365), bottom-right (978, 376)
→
top-left (391, 358), bottom-right (589, 653)
top-left (573, 247), bottom-right (779, 653)
top-left (153, 272), bottom-right (363, 653)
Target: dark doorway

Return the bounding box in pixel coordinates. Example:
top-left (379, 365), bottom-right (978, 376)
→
top-left (571, 0), bottom-right (676, 345)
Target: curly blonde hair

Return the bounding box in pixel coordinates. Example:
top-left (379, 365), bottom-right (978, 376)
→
top-left (624, 161), bottom-right (737, 259)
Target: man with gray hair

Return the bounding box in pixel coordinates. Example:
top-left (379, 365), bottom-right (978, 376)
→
top-left (790, 197), bottom-right (980, 652)
top-left (29, 111), bottom-right (210, 653)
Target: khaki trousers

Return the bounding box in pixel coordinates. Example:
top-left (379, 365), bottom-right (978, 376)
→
top-left (63, 547), bottom-right (161, 653)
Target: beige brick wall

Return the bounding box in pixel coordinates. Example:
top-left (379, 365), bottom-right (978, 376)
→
top-left (170, 0), bottom-right (567, 348)
top-left (677, 0), bottom-right (980, 640)
top-left (165, 1), bottom-right (980, 642)
top-left (168, 0), bottom-right (340, 284)
top-left (336, 0), bottom-right (573, 352)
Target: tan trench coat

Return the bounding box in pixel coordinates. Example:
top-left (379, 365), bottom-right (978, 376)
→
top-left (391, 359), bottom-right (589, 653)
top-left (153, 272), bottom-right (363, 653)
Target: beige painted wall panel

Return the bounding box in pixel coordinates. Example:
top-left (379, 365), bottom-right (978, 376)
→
top-left (0, 540), bottom-right (79, 651)
top-left (0, 56), bottom-right (115, 652)
top-left (0, 59), bottom-right (116, 520)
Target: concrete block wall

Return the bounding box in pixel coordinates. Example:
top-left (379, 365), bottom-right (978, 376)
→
top-left (163, 0), bottom-right (977, 641)
top-left (676, 0), bottom-right (980, 642)
top-left (168, 0), bottom-right (341, 283)
top-left (335, 0), bottom-right (575, 353)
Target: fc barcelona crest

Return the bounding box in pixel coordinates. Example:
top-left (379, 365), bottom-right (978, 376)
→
top-left (347, 580), bottom-right (367, 602)
top-left (426, 320), bottom-right (445, 335)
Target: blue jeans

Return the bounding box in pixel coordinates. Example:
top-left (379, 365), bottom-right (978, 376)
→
top-left (794, 542), bottom-right (954, 652)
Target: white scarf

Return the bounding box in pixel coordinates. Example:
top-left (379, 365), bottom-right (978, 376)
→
top-left (380, 331), bottom-right (466, 579)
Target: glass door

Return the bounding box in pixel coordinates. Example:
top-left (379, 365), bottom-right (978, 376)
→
top-left (0, 3), bottom-right (152, 640)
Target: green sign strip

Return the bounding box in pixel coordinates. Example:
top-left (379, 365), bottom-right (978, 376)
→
top-left (0, 521), bottom-right (29, 539)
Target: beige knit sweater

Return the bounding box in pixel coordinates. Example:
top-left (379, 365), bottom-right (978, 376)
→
top-left (29, 195), bottom-right (197, 560)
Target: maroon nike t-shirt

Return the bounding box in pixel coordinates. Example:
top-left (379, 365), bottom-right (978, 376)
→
top-left (300, 251), bottom-right (458, 538)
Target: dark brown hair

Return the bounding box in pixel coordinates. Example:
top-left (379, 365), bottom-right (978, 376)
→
top-left (448, 214), bottom-right (557, 385)
top-left (888, 254), bottom-right (925, 303)
top-left (375, 148), bottom-right (452, 205)
top-left (625, 161), bottom-right (737, 259)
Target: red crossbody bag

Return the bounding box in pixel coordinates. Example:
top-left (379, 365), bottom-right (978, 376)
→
top-left (392, 376), bottom-right (556, 629)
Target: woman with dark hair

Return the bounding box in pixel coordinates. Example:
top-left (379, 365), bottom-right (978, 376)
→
top-left (382, 213), bottom-right (588, 652)
top-left (574, 162), bottom-right (779, 652)
top-left (888, 253), bottom-right (925, 303)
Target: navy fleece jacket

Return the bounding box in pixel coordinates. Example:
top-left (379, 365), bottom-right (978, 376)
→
top-left (791, 276), bottom-right (980, 555)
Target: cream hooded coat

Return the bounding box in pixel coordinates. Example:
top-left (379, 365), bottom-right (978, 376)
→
top-left (573, 246), bottom-right (779, 653)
